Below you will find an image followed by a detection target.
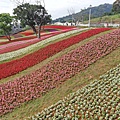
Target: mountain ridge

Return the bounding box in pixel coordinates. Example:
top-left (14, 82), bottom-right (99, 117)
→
top-left (53, 3), bottom-right (113, 23)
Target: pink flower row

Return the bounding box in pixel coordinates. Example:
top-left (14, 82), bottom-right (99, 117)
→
top-left (0, 28), bottom-right (111, 80)
top-left (0, 28), bottom-right (74, 54)
top-left (20, 25), bottom-right (76, 36)
top-left (0, 29), bottom-right (120, 116)
top-left (0, 25), bottom-right (75, 46)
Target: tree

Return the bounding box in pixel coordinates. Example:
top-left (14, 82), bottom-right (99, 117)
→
top-left (13, 3), bottom-right (37, 36)
top-left (13, 3), bottom-right (51, 38)
top-left (0, 13), bottom-right (12, 41)
top-left (34, 6), bottom-right (52, 38)
top-left (112, 0), bottom-right (120, 14)
top-left (67, 8), bottom-right (75, 25)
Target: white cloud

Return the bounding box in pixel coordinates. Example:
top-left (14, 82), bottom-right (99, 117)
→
top-left (0, 0), bottom-right (115, 19)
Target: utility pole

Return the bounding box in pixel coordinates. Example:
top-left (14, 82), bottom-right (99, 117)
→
top-left (67, 8), bottom-right (75, 26)
top-left (88, 5), bottom-right (92, 28)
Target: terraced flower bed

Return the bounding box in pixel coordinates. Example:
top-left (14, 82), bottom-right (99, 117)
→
top-left (0, 25), bottom-right (75, 40)
top-left (0, 28), bottom-right (119, 116)
top-left (0, 28), bottom-right (82, 62)
top-left (29, 64), bottom-right (120, 120)
top-left (0, 28), bottom-right (111, 79)
top-left (41, 25), bottom-right (76, 30)
top-left (0, 28), bottom-right (75, 54)
top-left (20, 30), bottom-right (34, 36)
top-left (0, 27), bottom-right (76, 46)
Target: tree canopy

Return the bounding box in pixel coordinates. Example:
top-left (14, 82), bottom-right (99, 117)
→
top-left (13, 3), bottom-right (51, 38)
top-left (112, 0), bottom-right (120, 14)
top-left (0, 13), bottom-right (12, 41)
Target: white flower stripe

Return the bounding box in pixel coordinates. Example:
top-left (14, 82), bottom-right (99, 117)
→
top-left (0, 28), bottom-right (88, 62)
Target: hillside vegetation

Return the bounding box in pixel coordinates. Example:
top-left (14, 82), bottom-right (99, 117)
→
top-left (84, 14), bottom-right (120, 24)
top-left (112, 0), bottom-right (120, 13)
top-left (53, 3), bottom-right (113, 22)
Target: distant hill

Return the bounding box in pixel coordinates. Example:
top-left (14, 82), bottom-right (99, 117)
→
top-left (84, 13), bottom-right (120, 24)
top-left (53, 3), bottom-right (113, 23)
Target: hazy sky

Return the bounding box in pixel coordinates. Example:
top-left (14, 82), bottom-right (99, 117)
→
top-left (0, 0), bottom-right (115, 19)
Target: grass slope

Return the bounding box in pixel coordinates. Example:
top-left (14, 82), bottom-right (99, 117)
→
top-left (0, 46), bottom-right (120, 120)
top-left (0, 30), bottom-right (120, 120)
top-left (0, 30), bottom-right (113, 84)
top-left (84, 14), bottom-right (120, 24)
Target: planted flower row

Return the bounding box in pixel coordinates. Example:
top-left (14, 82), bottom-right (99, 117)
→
top-left (41, 25), bottom-right (76, 30)
top-left (0, 28), bottom-right (111, 79)
top-left (28, 64), bottom-right (120, 120)
top-left (0, 36), bottom-right (47, 54)
top-left (0, 25), bottom-right (76, 47)
top-left (0, 25), bottom-right (75, 39)
top-left (0, 28), bottom-right (80, 61)
top-left (20, 31), bottom-right (34, 36)
top-left (0, 29), bottom-right (119, 116)
top-left (0, 36), bottom-right (37, 45)
top-left (0, 28), bottom-right (76, 54)
top-left (19, 25), bottom-right (76, 36)
top-left (0, 27), bottom-right (76, 46)
top-left (18, 25), bottom-right (76, 37)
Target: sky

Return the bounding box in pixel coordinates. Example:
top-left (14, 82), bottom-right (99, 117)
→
top-left (0, 0), bottom-right (115, 20)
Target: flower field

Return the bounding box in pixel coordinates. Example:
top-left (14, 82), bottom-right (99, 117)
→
top-left (0, 28), bottom-right (111, 79)
top-left (0, 25), bottom-right (76, 41)
top-left (0, 35), bottom-right (51, 54)
top-left (41, 25), bottom-right (76, 30)
top-left (20, 25), bottom-right (76, 36)
top-left (0, 28), bottom-right (80, 61)
top-left (0, 28), bottom-right (119, 116)
top-left (29, 64), bottom-right (120, 120)
top-left (0, 28), bottom-right (76, 54)
top-left (0, 25), bottom-right (77, 47)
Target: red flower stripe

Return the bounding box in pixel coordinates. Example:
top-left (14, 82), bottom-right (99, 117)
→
top-left (0, 29), bottom-right (120, 116)
top-left (0, 25), bottom-right (75, 46)
top-left (41, 25), bottom-right (76, 29)
top-left (0, 28), bottom-right (74, 46)
top-left (0, 28), bottom-right (74, 54)
top-left (0, 28), bottom-right (111, 80)
top-left (20, 31), bottom-right (34, 36)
